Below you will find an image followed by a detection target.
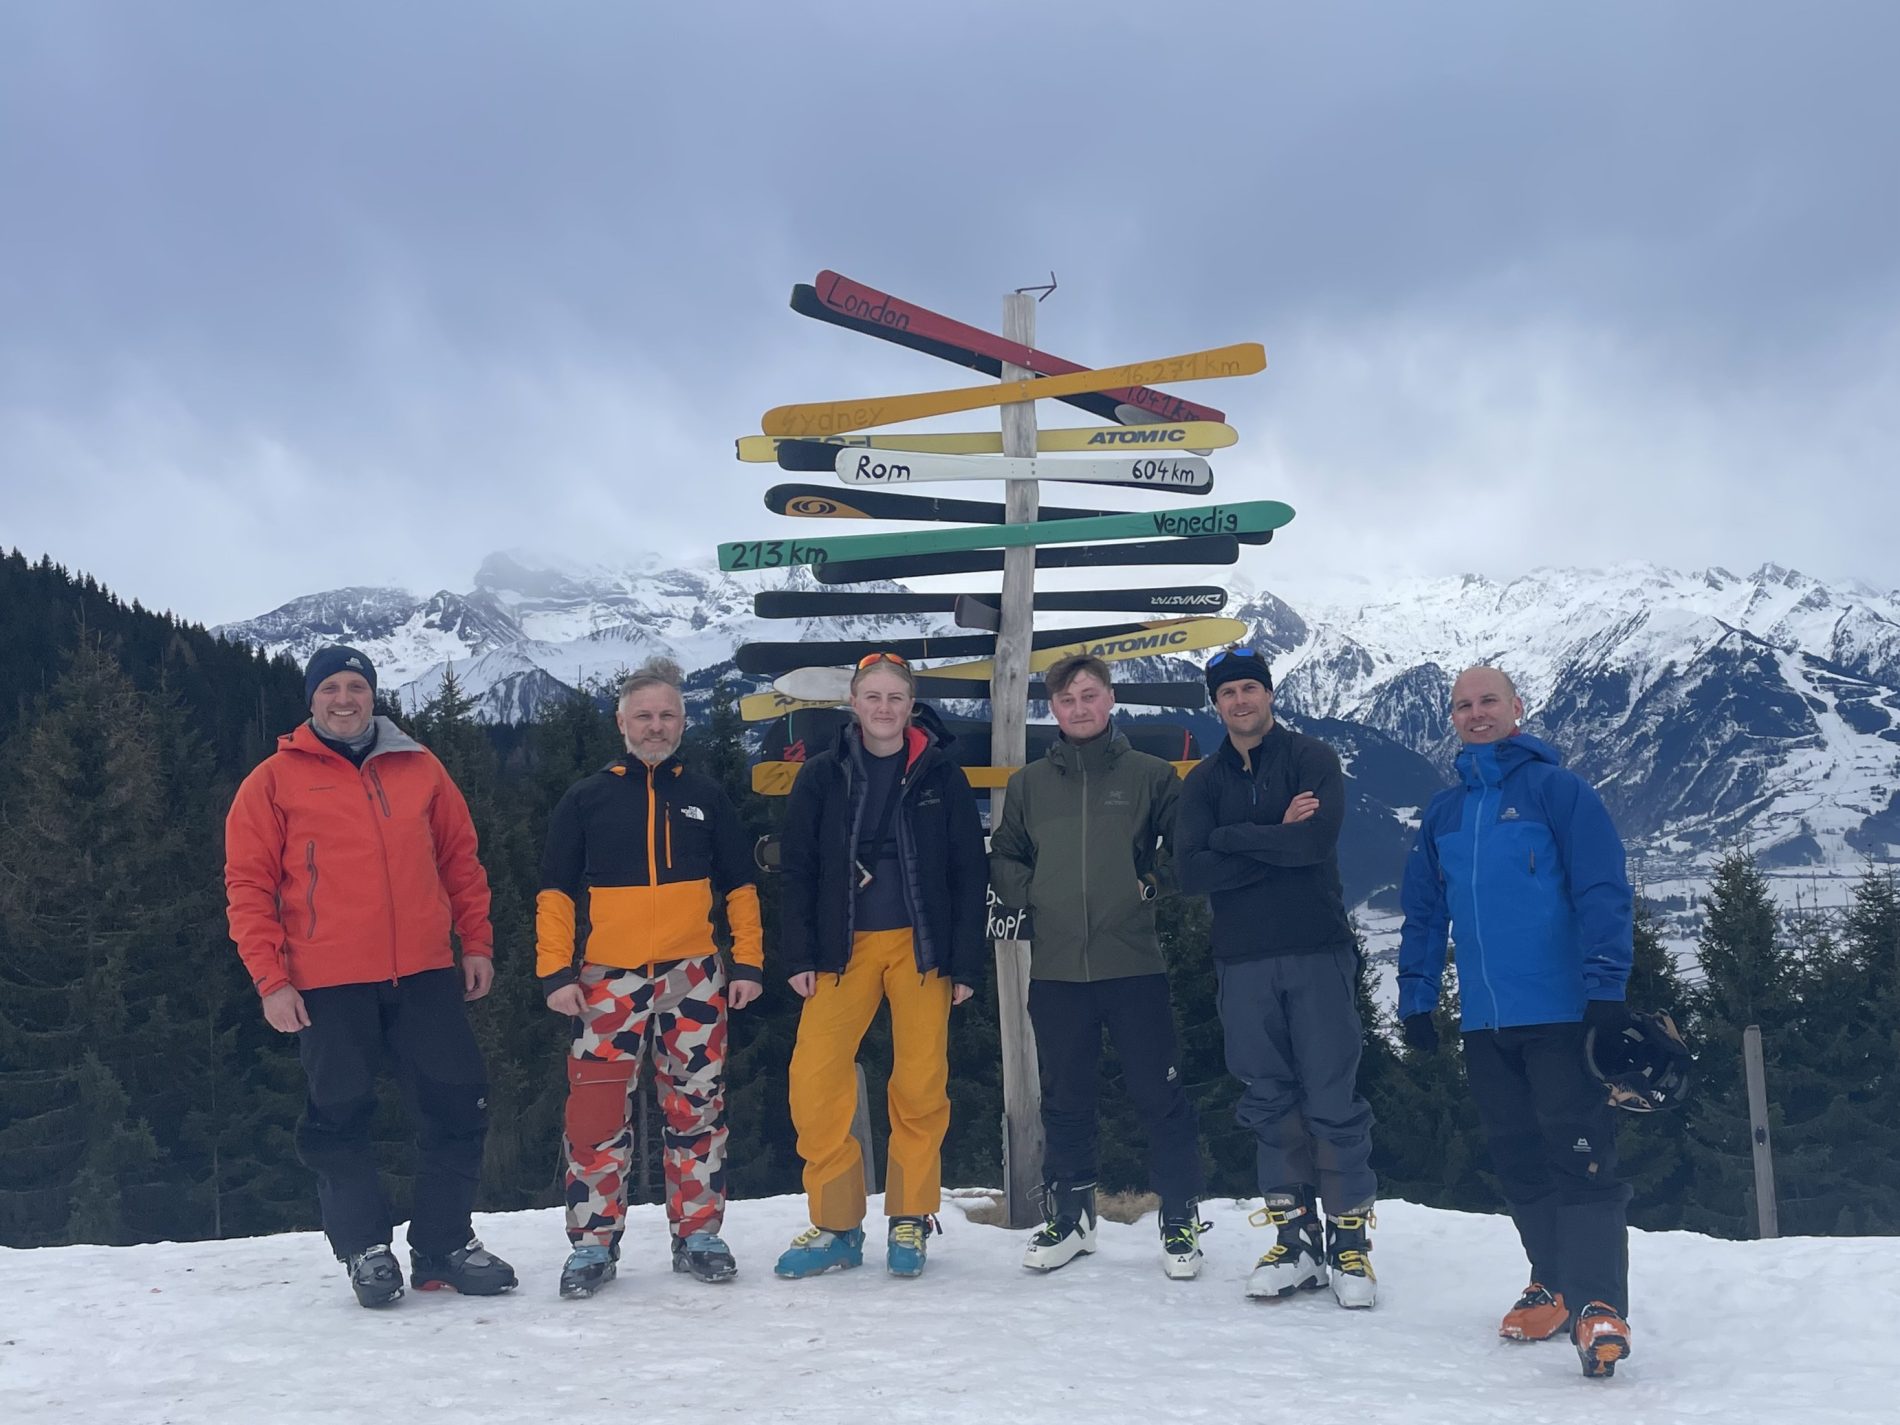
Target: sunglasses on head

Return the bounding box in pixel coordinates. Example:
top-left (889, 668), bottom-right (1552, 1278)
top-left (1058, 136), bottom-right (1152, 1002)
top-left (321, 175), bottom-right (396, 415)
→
top-left (855, 651), bottom-right (910, 670)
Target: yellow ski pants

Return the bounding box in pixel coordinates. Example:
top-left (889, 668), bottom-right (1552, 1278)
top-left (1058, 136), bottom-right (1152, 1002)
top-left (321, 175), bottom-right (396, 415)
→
top-left (788, 928), bottom-right (952, 1229)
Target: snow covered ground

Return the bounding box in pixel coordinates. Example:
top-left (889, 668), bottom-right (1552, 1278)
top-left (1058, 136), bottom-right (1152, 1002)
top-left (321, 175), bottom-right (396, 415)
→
top-left (4, 1193), bottom-right (1896, 1424)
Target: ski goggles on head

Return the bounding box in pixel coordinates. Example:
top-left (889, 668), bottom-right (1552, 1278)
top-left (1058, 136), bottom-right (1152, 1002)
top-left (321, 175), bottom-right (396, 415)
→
top-left (1204, 645), bottom-right (1264, 671)
top-left (855, 651), bottom-right (910, 670)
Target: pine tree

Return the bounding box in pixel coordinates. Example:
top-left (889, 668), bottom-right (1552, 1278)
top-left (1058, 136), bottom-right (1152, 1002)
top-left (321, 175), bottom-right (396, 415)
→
top-left (1618, 903), bottom-right (1696, 1230)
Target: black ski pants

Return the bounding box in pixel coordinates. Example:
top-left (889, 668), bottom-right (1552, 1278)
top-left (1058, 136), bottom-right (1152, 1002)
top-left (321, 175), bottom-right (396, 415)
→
top-left (1215, 949), bottom-right (1377, 1212)
top-left (1463, 1022), bottom-right (1629, 1316)
top-left (294, 966), bottom-right (490, 1260)
top-left (1027, 974), bottom-right (1204, 1208)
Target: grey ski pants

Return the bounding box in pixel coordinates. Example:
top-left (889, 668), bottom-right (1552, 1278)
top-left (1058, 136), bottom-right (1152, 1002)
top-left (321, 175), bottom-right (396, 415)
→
top-left (1215, 948), bottom-right (1376, 1211)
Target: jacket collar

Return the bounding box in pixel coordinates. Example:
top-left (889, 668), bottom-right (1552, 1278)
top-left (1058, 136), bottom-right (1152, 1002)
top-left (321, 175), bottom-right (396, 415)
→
top-left (283, 715), bottom-right (422, 764)
top-left (1216, 721), bottom-right (1286, 775)
top-left (1455, 732), bottom-right (1562, 790)
top-left (608, 753), bottom-right (684, 781)
top-left (1046, 726), bottom-right (1128, 774)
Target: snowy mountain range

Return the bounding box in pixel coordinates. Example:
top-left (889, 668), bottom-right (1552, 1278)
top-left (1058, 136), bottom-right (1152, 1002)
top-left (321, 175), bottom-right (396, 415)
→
top-left (215, 552), bottom-right (1900, 931)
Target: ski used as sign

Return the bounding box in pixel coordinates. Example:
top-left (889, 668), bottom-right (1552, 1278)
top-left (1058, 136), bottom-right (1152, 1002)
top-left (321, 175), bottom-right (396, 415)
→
top-left (716, 501), bottom-right (1292, 572)
top-left (812, 535), bottom-right (1245, 582)
top-left (759, 342), bottom-right (1265, 438)
top-left (752, 586), bottom-right (1229, 620)
top-left (736, 422), bottom-right (1236, 464)
top-left (771, 615), bottom-right (1247, 694)
top-left (796, 273), bottom-right (1229, 425)
top-left (734, 619), bottom-right (1151, 677)
top-left (765, 484), bottom-right (1268, 544)
top-left (750, 759), bottom-right (1200, 796)
top-left (736, 678), bottom-right (1209, 722)
top-left (832, 447), bottom-right (1212, 494)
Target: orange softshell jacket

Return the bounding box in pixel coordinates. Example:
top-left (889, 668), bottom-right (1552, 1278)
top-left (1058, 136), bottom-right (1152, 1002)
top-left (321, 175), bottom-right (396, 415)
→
top-left (224, 720), bottom-right (494, 996)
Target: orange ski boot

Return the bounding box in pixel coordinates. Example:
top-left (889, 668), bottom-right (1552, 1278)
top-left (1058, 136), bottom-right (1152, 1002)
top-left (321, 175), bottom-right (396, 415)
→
top-left (1572, 1300), bottom-right (1632, 1378)
top-left (1499, 1283), bottom-right (1568, 1341)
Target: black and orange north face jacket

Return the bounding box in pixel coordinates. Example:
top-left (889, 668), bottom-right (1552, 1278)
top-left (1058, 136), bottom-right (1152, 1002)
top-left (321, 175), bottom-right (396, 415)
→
top-left (535, 754), bottom-right (763, 993)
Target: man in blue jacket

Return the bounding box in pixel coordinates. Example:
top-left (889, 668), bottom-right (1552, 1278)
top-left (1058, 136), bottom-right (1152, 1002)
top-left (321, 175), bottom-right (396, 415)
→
top-left (1177, 647), bottom-right (1377, 1309)
top-left (1397, 665), bottom-right (1635, 1379)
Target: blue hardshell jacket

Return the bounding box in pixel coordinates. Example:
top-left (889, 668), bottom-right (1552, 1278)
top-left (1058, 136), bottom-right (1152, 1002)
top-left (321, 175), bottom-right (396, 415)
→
top-left (1396, 734), bottom-right (1632, 1031)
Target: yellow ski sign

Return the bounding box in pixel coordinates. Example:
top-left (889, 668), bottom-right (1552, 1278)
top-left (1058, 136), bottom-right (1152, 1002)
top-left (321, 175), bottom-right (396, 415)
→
top-left (759, 343), bottom-right (1266, 437)
top-left (733, 422), bottom-right (1238, 463)
top-left (750, 759), bottom-right (1200, 796)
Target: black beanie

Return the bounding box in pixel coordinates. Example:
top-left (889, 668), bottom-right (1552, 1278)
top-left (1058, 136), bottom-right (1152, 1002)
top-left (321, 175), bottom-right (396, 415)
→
top-left (1205, 647), bottom-right (1273, 699)
top-left (304, 645), bottom-right (378, 706)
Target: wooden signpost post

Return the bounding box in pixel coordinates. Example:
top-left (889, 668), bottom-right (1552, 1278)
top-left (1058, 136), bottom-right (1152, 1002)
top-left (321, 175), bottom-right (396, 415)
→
top-left (726, 272), bottom-right (1274, 1231)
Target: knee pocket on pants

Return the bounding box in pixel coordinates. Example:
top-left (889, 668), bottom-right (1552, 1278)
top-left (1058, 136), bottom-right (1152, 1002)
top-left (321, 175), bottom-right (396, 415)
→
top-left (566, 1058), bottom-right (636, 1146)
top-left (412, 1075), bottom-right (490, 1140)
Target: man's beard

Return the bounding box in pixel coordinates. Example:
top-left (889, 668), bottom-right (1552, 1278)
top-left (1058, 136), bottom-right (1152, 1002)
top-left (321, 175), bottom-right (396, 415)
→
top-left (629, 740), bottom-right (680, 766)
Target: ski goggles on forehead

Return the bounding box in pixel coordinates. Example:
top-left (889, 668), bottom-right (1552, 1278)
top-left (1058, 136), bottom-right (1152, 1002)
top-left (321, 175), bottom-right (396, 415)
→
top-left (855, 651), bottom-right (910, 670)
top-left (1204, 645), bottom-right (1265, 671)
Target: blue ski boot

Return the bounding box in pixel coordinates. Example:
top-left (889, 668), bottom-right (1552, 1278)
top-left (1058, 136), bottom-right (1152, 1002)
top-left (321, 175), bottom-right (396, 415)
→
top-left (774, 1226), bottom-right (866, 1279)
top-left (672, 1230), bottom-right (738, 1283)
top-left (887, 1216), bottom-right (938, 1277)
top-left (559, 1243), bottom-right (618, 1299)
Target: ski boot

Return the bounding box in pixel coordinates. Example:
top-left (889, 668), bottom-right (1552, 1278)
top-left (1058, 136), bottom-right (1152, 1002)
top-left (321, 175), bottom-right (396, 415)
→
top-left (1500, 1283), bottom-right (1568, 1341)
top-left (559, 1243), bottom-right (618, 1299)
top-left (1324, 1205), bottom-right (1378, 1309)
top-left (887, 1215), bottom-right (939, 1278)
top-left (1245, 1189), bottom-right (1328, 1299)
top-left (774, 1226), bottom-right (866, 1279)
top-left (1022, 1181), bottom-right (1097, 1273)
top-left (409, 1237), bottom-right (518, 1296)
top-left (672, 1230), bottom-right (738, 1283)
top-left (347, 1244), bottom-right (404, 1308)
top-left (1159, 1199), bottom-right (1209, 1280)
top-left (1573, 1301), bottom-right (1631, 1378)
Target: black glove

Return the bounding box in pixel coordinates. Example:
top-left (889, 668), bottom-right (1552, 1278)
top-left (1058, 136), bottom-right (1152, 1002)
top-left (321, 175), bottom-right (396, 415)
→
top-left (1584, 998), bottom-right (1632, 1033)
top-left (1401, 1013), bottom-right (1439, 1054)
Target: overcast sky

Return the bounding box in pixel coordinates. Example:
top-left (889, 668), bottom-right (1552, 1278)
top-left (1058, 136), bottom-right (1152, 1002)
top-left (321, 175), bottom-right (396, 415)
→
top-left (3, 1), bottom-right (1897, 625)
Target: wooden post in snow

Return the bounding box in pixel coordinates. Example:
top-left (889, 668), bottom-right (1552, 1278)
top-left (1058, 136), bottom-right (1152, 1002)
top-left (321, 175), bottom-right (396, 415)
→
top-left (991, 291), bottom-right (1045, 1228)
top-left (1743, 1024), bottom-right (1779, 1239)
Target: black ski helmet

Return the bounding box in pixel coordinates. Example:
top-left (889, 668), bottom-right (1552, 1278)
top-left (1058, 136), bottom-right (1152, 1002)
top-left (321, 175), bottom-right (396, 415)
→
top-left (1585, 1011), bottom-right (1694, 1113)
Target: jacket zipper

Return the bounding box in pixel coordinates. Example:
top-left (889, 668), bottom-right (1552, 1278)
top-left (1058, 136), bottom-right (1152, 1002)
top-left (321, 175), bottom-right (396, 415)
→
top-left (361, 761), bottom-right (401, 983)
top-left (665, 804), bottom-right (673, 870)
top-left (1469, 766), bottom-right (1501, 1026)
top-left (645, 763), bottom-right (660, 966)
top-left (304, 841), bottom-right (320, 938)
top-left (1080, 760), bottom-right (1091, 981)
top-left (367, 764), bottom-right (393, 817)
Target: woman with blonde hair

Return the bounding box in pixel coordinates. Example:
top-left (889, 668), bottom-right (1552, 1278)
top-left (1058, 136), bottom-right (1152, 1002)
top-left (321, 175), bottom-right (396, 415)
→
top-left (773, 653), bottom-right (988, 1279)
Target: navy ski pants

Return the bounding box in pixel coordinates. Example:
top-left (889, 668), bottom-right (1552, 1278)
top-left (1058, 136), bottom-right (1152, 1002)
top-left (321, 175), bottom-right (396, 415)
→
top-left (294, 967), bottom-right (490, 1260)
top-left (1463, 1022), bottom-right (1630, 1316)
top-left (1027, 974), bottom-right (1204, 1207)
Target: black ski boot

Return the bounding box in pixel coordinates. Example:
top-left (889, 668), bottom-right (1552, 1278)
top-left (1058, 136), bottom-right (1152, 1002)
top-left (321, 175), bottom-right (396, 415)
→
top-left (1246, 1188), bottom-right (1328, 1299)
top-left (672, 1230), bottom-right (738, 1283)
top-left (410, 1237), bottom-right (518, 1296)
top-left (347, 1244), bottom-right (404, 1308)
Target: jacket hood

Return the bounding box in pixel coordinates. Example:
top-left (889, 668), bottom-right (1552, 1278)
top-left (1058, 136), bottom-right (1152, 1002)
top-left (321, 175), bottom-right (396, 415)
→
top-left (1455, 731), bottom-right (1563, 788)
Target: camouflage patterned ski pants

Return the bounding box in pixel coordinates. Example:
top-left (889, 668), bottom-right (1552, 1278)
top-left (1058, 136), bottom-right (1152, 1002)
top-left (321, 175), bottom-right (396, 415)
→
top-left (564, 954), bottom-right (728, 1249)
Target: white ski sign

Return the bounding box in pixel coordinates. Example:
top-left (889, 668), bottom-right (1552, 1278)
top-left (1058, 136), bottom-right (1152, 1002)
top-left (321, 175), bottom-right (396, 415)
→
top-left (833, 447), bottom-right (1213, 494)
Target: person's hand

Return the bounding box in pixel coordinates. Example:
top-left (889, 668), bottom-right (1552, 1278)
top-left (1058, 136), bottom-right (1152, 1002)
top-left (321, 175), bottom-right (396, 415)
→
top-left (1283, 792), bottom-right (1320, 825)
top-left (729, 979), bottom-right (762, 1010)
top-left (1401, 1013), bottom-right (1439, 1054)
top-left (788, 972), bottom-right (817, 999)
top-left (463, 956), bottom-right (495, 1001)
top-left (545, 983), bottom-right (586, 1016)
top-left (261, 984), bottom-right (311, 1034)
top-left (1584, 998), bottom-right (1631, 1033)
top-left (952, 983), bottom-right (974, 1007)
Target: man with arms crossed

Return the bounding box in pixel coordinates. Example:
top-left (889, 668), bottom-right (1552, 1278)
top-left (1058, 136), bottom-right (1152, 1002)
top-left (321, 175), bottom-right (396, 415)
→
top-left (1176, 647), bottom-right (1378, 1309)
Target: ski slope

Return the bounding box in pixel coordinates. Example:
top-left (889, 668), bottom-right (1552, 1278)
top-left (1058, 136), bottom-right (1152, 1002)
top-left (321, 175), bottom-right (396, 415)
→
top-left (3, 1193), bottom-right (1895, 1424)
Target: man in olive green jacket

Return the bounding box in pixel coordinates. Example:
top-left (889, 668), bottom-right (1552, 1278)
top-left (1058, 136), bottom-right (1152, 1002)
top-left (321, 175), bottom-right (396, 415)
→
top-left (990, 655), bottom-right (1206, 1279)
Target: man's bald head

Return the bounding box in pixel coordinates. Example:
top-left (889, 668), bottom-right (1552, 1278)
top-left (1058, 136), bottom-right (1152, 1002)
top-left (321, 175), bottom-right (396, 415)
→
top-left (1449, 665), bottom-right (1524, 745)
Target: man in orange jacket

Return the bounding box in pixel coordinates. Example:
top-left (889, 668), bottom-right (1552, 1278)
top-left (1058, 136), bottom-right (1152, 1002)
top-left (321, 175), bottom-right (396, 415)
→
top-left (537, 658), bottom-right (764, 1297)
top-left (225, 645), bottom-right (516, 1308)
